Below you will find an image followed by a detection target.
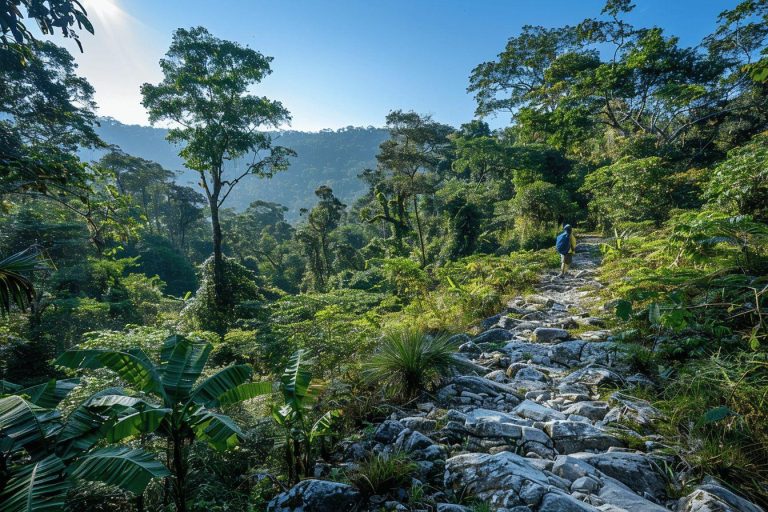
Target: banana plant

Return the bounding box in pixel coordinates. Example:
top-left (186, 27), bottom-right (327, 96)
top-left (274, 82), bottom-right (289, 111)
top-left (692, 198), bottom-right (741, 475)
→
top-left (0, 379), bottom-right (169, 512)
top-left (56, 334), bottom-right (272, 512)
top-left (0, 248), bottom-right (44, 317)
top-left (272, 350), bottom-right (340, 484)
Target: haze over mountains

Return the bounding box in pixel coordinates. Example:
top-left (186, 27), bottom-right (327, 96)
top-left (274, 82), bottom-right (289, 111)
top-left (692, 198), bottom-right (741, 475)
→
top-left (80, 118), bottom-right (389, 218)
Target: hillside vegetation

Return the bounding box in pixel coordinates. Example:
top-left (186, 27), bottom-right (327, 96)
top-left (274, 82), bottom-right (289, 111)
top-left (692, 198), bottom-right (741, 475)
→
top-left (1, 0), bottom-right (767, 511)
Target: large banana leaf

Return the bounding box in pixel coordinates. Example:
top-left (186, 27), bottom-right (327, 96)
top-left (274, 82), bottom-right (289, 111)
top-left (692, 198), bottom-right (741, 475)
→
top-left (103, 407), bottom-right (171, 443)
top-left (0, 396), bottom-right (57, 452)
top-left (217, 381), bottom-right (273, 407)
top-left (56, 388), bottom-right (123, 460)
top-left (280, 350), bottom-right (312, 409)
top-left (0, 249), bottom-right (40, 317)
top-left (82, 393), bottom-right (170, 441)
top-left (190, 409), bottom-right (243, 451)
top-left (189, 364), bottom-right (253, 407)
top-left (0, 454), bottom-right (70, 512)
top-left (69, 446), bottom-right (170, 495)
top-left (309, 409), bottom-right (342, 443)
top-left (55, 349), bottom-right (166, 399)
top-left (19, 379), bottom-right (80, 409)
top-left (0, 380), bottom-right (23, 394)
top-left (159, 336), bottom-right (211, 403)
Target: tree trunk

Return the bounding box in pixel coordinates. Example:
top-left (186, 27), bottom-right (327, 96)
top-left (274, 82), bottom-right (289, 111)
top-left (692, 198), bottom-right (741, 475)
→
top-left (412, 195), bottom-right (427, 267)
top-left (172, 436), bottom-right (188, 512)
top-left (209, 200), bottom-right (226, 310)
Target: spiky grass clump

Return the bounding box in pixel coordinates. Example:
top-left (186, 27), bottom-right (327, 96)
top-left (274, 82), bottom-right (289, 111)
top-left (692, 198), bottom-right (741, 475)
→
top-left (364, 329), bottom-right (462, 400)
top-left (348, 451), bottom-right (418, 496)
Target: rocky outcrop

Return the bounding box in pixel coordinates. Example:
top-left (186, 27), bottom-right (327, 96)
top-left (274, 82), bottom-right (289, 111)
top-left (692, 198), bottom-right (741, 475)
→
top-left (266, 480), bottom-right (361, 511)
top-left (280, 237), bottom-right (764, 512)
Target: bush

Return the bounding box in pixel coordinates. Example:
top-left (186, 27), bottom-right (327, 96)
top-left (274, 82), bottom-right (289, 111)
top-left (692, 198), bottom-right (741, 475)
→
top-left (705, 133), bottom-right (768, 221)
top-left (183, 256), bottom-right (278, 333)
top-left (348, 451), bottom-right (418, 496)
top-left (363, 329), bottom-right (463, 400)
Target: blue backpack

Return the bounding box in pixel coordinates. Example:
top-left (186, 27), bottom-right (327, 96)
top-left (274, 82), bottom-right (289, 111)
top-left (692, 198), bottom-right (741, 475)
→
top-left (555, 231), bottom-right (570, 255)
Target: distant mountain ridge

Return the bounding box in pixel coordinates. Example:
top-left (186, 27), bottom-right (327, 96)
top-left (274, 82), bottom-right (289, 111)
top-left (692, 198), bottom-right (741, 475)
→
top-left (79, 118), bottom-right (389, 218)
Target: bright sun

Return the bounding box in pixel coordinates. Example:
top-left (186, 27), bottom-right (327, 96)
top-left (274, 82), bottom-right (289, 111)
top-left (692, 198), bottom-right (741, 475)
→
top-left (83, 0), bottom-right (124, 25)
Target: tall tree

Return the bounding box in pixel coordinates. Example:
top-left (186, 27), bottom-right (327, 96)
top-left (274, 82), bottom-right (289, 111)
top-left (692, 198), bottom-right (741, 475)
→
top-left (141, 26), bottom-right (294, 308)
top-left (372, 111), bottom-right (454, 266)
top-left (297, 186), bottom-right (346, 290)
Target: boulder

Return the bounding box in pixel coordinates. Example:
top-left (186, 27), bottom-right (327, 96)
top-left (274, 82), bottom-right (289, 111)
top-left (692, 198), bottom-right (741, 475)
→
top-left (549, 341), bottom-right (586, 366)
top-left (514, 400), bottom-right (566, 422)
top-left (678, 484), bottom-right (765, 512)
top-left (525, 294), bottom-right (555, 307)
top-left (480, 314), bottom-right (503, 331)
top-left (267, 480), bottom-right (361, 512)
top-left (570, 451), bottom-right (667, 498)
top-left (544, 421), bottom-right (623, 454)
top-left (473, 328), bottom-right (515, 345)
top-left (532, 327), bottom-right (570, 343)
top-left (562, 401), bottom-right (610, 421)
top-left (374, 420), bottom-right (405, 444)
top-left (444, 451), bottom-right (573, 509)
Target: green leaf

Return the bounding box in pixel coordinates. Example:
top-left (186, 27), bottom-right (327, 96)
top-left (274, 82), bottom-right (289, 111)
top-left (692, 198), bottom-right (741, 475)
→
top-left (19, 379), bottom-right (80, 409)
top-left (0, 396), bottom-right (57, 452)
top-left (748, 327), bottom-right (760, 351)
top-left (0, 454), bottom-right (70, 512)
top-left (217, 381), bottom-right (273, 407)
top-left (281, 350), bottom-right (312, 409)
top-left (189, 364), bottom-right (252, 407)
top-left (701, 406), bottom-right (736, 425)
top-left (615, 299), bottom-right (633, 321)
top-left (0, 248), bottom-right (42, 317)
top-left (648, 303), bottom-right (661, 325)
top-left (55, 349), bottom-right (165, 400)
top-left (69, 446), bottom-right (170, 495)
top-left (191, 409), bottom-right (243, 451)
top-left (159, 336), bottom-right (211, 403)
top-left (309, 409), bottom-right (341, 443)
top-left (0, 380), bottom-right (23, 394)
top-left (104, 407), bottom-right (170, 443)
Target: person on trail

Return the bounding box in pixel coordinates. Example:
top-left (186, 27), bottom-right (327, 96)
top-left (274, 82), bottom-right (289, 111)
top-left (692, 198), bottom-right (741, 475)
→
top-left (555, 224), bottom-right (577, 278)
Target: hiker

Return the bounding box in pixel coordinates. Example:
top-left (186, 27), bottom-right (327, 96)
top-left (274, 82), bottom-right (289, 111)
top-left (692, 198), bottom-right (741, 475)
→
top-left (555, 224), bottom-right (577, 277)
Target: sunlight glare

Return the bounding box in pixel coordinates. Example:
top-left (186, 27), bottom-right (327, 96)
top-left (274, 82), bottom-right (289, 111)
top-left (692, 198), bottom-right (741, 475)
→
top-left (83, 0), bottom-right (125, 26)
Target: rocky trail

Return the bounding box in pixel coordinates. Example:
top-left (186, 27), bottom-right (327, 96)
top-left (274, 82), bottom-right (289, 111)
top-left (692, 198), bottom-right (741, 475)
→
top-left (269, 237), bottom-right (764, 512)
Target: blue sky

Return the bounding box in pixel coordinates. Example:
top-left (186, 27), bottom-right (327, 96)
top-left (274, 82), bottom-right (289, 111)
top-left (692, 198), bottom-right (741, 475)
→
top-left (64, 0), bottom-right (739, 131)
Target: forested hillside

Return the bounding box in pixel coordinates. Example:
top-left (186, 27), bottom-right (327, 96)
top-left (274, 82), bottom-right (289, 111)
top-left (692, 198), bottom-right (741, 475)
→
top-left (1, 1), bottom-right (767, 511)
top-left (79, 119), bottom-right (389, 217)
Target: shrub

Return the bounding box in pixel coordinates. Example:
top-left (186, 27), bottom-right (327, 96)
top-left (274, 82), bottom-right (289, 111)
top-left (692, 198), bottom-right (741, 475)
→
top-left (363, 329), bottom-right (463, 400)
top-left (348, 451), bottom-right (418, 496)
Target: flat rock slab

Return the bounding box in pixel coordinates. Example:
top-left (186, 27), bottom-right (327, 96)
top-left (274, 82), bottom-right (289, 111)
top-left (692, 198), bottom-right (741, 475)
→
top-left (570, 451), bottom-right (668, 498)
top-left (444, 451), bottom-right (574, 509)
top-left (533, 327), bottom-right (570, 342)
top-left (545, 420), bottom-right (624, 454)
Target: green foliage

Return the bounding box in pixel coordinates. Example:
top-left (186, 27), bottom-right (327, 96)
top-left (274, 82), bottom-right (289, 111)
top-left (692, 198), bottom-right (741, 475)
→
top-left (56, 334), bottom-right (272, 512)
top-left (581, 157), bottom-right (673, 229)
top-left (348, 450), bottom-right (418, 496)
top-left (363, 329), bottom-right (464, 400)
top-left (705, 132), bottom-right (768, 220)
top-left (0, 383), bottom-right (168, 512)
top-left (0, 248), bottom-right (42, 317)
top-left (272, 350), bottom-right (341, 484)
top-left (184, 256), bottom-right (277, 334)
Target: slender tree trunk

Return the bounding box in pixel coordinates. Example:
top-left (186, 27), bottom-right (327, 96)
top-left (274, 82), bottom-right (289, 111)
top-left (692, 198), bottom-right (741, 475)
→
top-left (412, 195), bottom-right (427, 267)
top-left (172, 435), bottom-right (188, 512)
top-left (209, 199), bottom-right (226, 309)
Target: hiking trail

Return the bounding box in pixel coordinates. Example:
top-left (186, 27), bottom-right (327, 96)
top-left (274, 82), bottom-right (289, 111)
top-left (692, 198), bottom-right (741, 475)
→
top-left (268, 237), bottom-right (764, 512)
